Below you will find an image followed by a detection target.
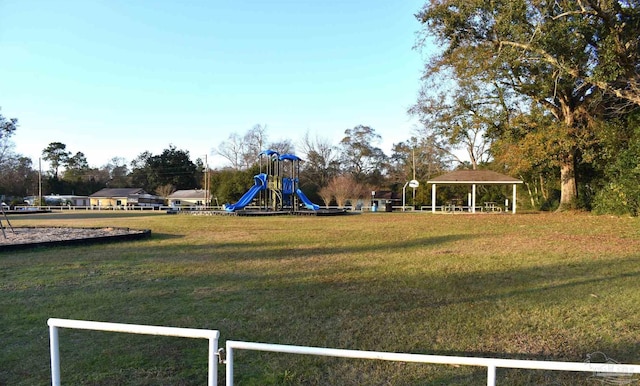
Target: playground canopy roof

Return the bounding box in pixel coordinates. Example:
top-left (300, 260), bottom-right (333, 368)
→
top-left (279, 154), bottom-right (301, 162)
top-left (427, 170), bottom-right (523, 185)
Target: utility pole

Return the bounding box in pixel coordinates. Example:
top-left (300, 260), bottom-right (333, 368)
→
top-left (204, 154), bottom-right (209, 207)
top-left (38, 158), bottom-right (42, 207)
top-left (412, 147), bottom-right (416, 203)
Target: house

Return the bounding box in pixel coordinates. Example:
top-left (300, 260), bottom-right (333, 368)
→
top-left (127, 193), bottom-right (165, 207)
top-left (89, 188), bottom-right (147, 207)
top-left (167, 189), bottom-right (210, 207)
top-left (24, 195), bottom-right (89, 206)
top-left (57, 195), bottom-right (90, 206)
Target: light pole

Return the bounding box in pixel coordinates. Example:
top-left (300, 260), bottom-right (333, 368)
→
top-left (38, 158), bottom-right (42, 207)
top-left (203, 154), bottom-right (209, 207)
top-left (403, 180), bottom-right (420, 211)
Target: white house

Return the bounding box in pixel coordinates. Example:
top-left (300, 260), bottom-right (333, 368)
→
top-left (167, 189), bottom-right (210, 207)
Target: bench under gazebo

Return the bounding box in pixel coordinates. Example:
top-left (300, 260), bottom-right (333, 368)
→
top-left (428, 170), bottom-right (523, 214)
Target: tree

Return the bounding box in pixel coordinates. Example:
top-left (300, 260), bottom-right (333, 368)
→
top-left (155, 184), bottom-right (176, 198)
top-left (60, 151), bottom-right (92, 195)
top-left (216, 133), bottom-right (246, 170)
top-left (0, 109), bottom-right (18, 141)
top-left (267, 139), bottom-right (294, 156)
top-left (0, 110), bottom-right (18, 165)
top-left (129, 151), bottom-right (153, 190)
top-left (210, 165), bottom-right (260, 204)
top-left (104, 157), bottom-right (130, 188)
top-left (66, 152), bottom-right (89, 171)
top-left (318, 185), bottom-right (334, 208)
top-left (0, 109), bottom-right (24, 197)
top-left (592, 112), bottom-right (640, 216)
top-left (389, 135), bottom-right (449, 206)
top-left (242, 124), bottom-right (268, 169)
top-left (339, 125), bottom-right (388, 185)
top-left (491, 104), bottom-right (564, 209)
top-left (215, 124), bottom-right (271, 170)
top-left (42, 142), bottom-right (71, 178)
top-left (562, 1), bottom-right (640, 109)
top-left (415, 0), bottom-right (639, 209)
top-left (410, 80), bottom-right (512, 169)
top-left (62, 152), bottom-right (89, 181)
top-left (129, 146), bottom-right (199, 193)
top-left (298, 132), bottom-right (341, 194)
top-left (324, 174), bottom-right (370, 208)
top-left (0, 156), bottom-right (38, 198)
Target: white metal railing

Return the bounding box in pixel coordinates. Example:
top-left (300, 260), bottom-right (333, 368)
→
top-left (224, 340), bottom-right (640, 386)
top-left (47, 319), bottom-right (640, 385)
top-left (47, 318), bottom-right (220, 386)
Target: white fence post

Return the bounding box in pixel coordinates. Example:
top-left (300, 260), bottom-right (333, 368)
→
top-left (49, 324), bottom-right (60, 386)
top-left (225, 343), bottom-right (234, 386)
top-left (487, 365), bottom-right (496, 386)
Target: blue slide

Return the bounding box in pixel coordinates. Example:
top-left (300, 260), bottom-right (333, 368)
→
top-left (296, 188), bottom-right (320, 210)
top-left (225, 174), bottom-right (267, 212)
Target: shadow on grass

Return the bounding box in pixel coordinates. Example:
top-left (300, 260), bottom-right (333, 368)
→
top-left (208, 253), bottom-right (640, 384)
top-left (3, 231), bottom-right (640, 385)
top-left (157, 234), bottom-right (473, 262)
top-left (150, 232), bottom-right (185, 241)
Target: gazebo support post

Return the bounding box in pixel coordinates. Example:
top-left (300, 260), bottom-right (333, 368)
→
top-left (431, 184), bottom-right (437, 213)
top-left (512, 184), bottom-right (517, 214)
top-left (472, 184), bottom-right (476, 213)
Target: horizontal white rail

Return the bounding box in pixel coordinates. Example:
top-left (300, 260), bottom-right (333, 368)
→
top-left (225, 341), bottom-right (640, 386)
top-left (48, 318), bottom-right (219, 386)
top-left (46, 319), bottom-right (640, 385)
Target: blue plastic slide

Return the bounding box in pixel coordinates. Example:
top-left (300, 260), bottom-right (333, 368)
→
top-left (225, 174), bottom-right (267, 212)
top-left (296, 188), bottom-right (320, 210)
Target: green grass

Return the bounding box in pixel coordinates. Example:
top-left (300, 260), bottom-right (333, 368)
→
top-left (1, 211), bottom-right (640, 385)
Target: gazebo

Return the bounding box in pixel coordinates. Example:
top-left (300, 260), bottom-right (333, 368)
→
top-left (428, 170), bottom-right (523, 214)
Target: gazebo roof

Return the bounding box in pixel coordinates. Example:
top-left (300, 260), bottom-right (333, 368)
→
top-left (428, 170), bottom-right (522, 184)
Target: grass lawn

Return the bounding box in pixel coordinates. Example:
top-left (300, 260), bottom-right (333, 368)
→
top-left (1, 210), bottom-right (639, 385)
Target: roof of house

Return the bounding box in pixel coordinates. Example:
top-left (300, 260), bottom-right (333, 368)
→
top-left (167, 189), bottom-right (209, 199)
top-left (427, 170), bottom-right (522, 184)
top-left (89, 188), bottom-right (147, 197)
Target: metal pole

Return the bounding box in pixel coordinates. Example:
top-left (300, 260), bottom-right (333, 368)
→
top-left (38, 158), bottom-right (42, 207)
top-left (402, 181), bottom-right (409, 211)
top-left (49, 325), bottom-right (60, 386)
top-left (225, 344), bottom-right (234, 386)
top-left (208, 337), bottom-right (217, 386)
top-left (204, 154), bottom-right (209, 207)
top-left (487, 365), bottom-right (496, 386)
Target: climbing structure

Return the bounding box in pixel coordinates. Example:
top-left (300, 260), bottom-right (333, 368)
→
top-left (225, 150), bottom-right (319, 212)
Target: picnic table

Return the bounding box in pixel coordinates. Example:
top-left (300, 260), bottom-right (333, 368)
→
top-left (483, 202), bottom-right (502, 212)
top-left (444, 199), bottom-right (464, 212)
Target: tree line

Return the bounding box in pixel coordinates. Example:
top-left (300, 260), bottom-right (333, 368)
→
top-left (1, 1), bottom-right (639, 214)
top-left (0, 115), bottom-right (451, 208)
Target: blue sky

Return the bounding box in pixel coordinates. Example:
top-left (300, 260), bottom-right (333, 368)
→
top-left (1, 0), bottom-right (430, 169)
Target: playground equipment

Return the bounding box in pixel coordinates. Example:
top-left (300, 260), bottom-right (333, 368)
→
top-left (225, 150), bottom-right (320, 212)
